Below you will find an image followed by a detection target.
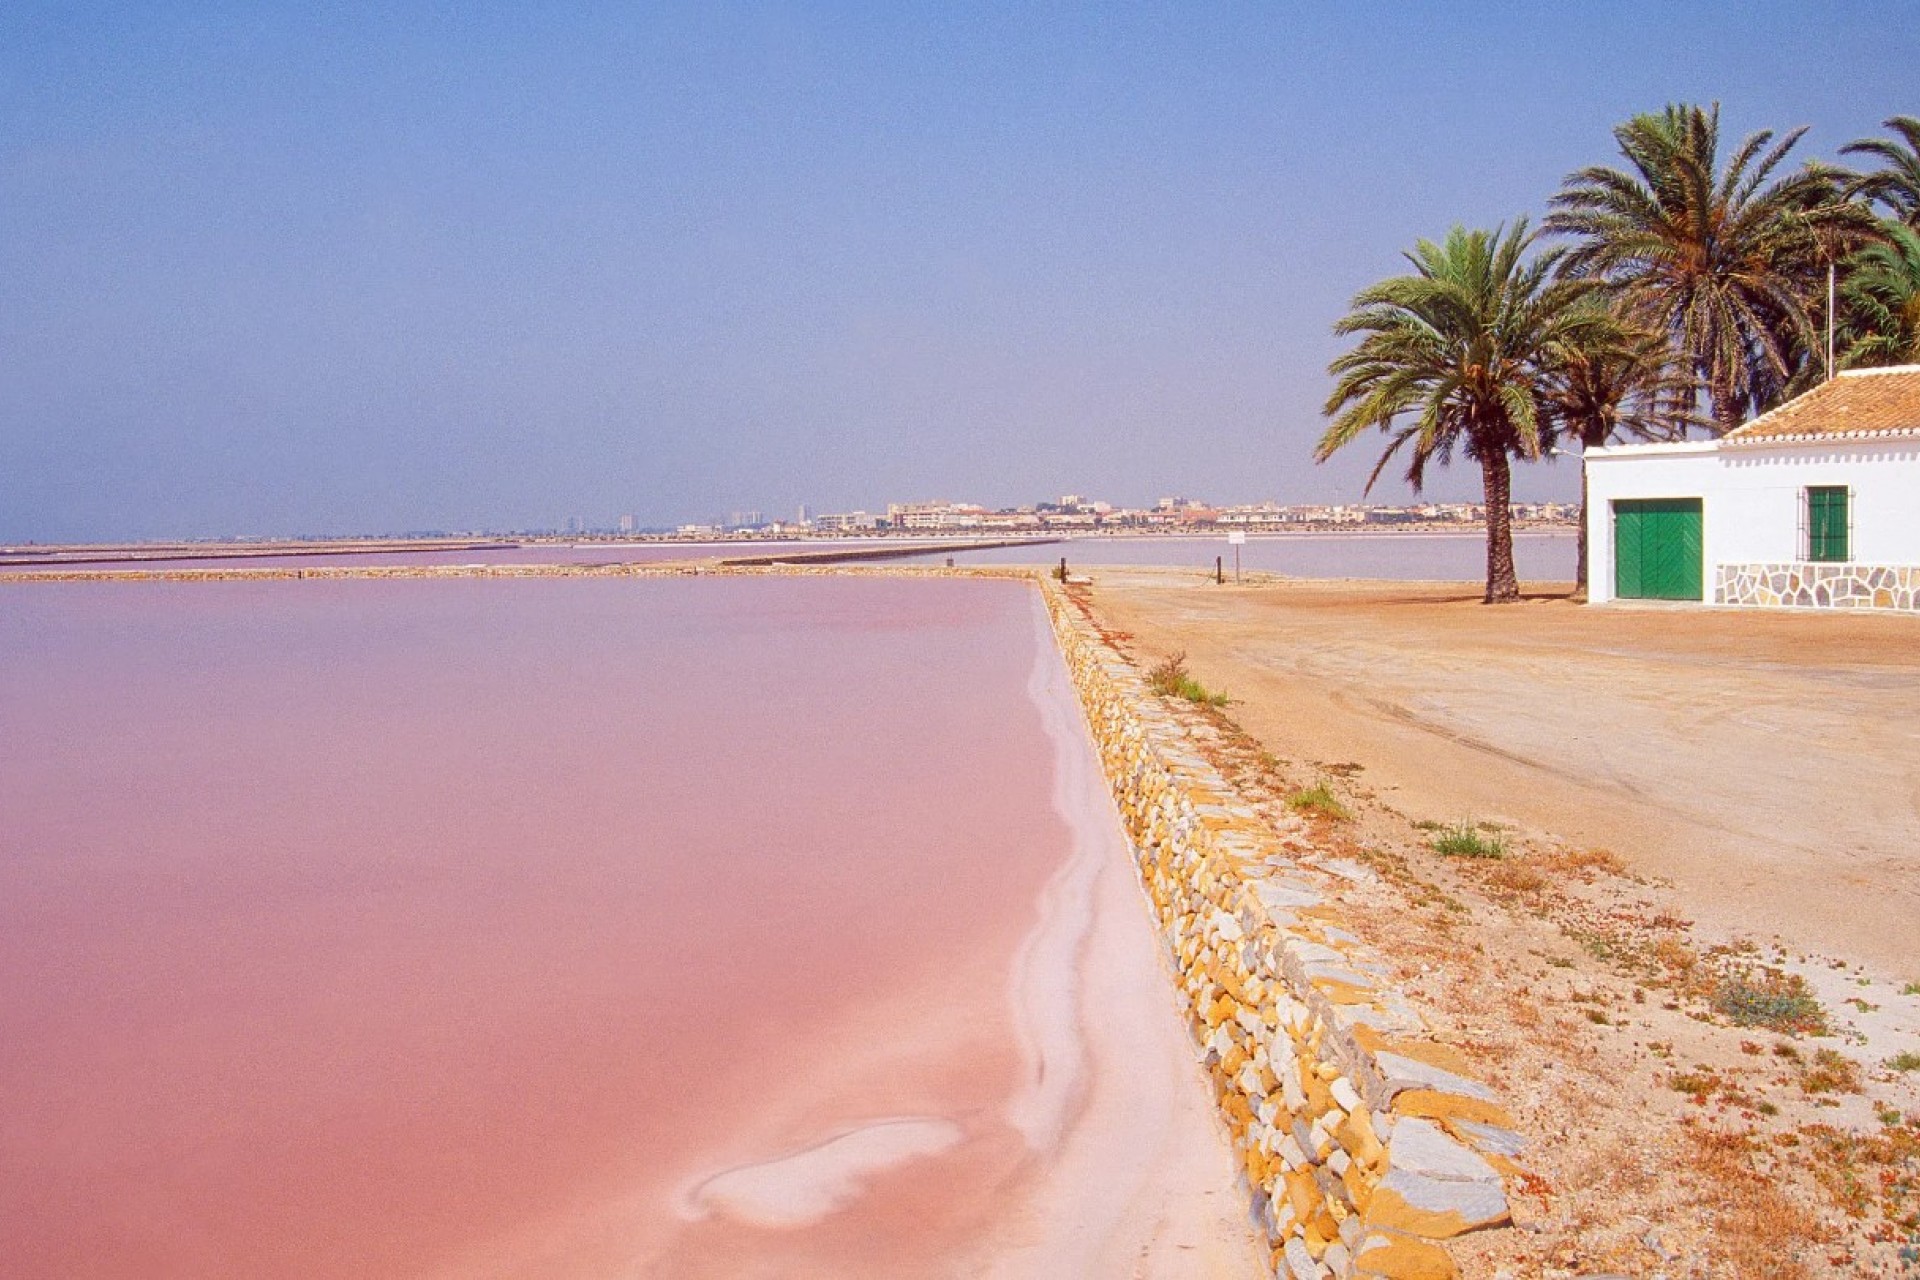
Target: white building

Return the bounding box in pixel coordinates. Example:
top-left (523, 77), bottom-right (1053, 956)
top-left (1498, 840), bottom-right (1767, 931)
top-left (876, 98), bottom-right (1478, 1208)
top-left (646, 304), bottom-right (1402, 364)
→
top-left (1585, 365), bottom-right (1920, 610)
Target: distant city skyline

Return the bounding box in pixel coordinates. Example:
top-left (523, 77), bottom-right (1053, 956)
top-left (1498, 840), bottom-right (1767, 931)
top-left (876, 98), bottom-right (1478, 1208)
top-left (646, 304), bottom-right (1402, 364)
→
top-left (4, 3), bottom-right (1911, 541)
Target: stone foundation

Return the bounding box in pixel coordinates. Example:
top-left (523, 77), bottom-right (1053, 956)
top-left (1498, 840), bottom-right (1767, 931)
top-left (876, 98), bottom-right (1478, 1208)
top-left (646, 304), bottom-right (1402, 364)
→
top-left (1041, 581), bottom-right (1517, 1280)
top-left (1717, 562), bottom-right (1920, 611)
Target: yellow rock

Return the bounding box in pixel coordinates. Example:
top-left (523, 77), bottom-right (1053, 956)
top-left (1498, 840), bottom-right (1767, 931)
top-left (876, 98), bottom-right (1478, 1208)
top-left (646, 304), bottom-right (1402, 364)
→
top-left (1342, 1156), bottom-right (1377, 1212)
top-left (1283, 1169), bottom-right (1319, 1221)
top-left (1362, 1183), bottom-right (1499, 1240)
top-left (1338, 1107), bottom-right (1387, 1173)
top-left (1390, 1088), bottom-right (1514, 1130)
top-left (1351, 1236), bottom-right (1461, 1280)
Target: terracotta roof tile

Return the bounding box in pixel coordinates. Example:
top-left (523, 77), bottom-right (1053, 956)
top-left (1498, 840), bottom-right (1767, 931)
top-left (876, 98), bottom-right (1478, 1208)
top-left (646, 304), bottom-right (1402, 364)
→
top-left (1726, 365), bottom-right (1920, 443)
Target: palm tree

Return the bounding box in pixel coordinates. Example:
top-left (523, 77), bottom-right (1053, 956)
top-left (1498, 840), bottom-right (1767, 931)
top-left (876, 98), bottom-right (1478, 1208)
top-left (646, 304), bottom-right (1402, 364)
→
top-left (1838, 221), bottom-right (1920, 367)
top-left (1544, 311), bottom-right (1698, 591)
top-left (1319, 220), bottom-right (1602, 604)
top-left (1843, 115), bottom-right (1920, 227)
top-left (1545, 103), bottom-right (1872, 433)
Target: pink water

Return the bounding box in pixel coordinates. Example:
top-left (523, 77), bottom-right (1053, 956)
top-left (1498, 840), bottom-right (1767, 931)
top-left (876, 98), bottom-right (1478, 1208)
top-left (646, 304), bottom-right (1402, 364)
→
top-left (0, 576), bottom-right (1081, 1276)
top-left (0, 539), bottom-right (889, 573)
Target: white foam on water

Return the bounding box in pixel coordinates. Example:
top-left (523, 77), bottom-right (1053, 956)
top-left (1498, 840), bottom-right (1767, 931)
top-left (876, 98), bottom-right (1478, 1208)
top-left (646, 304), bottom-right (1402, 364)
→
top-left (999, 593), bottom-right (1106, 1152)
top-left (677, 1118), bottom-right (963, 1229)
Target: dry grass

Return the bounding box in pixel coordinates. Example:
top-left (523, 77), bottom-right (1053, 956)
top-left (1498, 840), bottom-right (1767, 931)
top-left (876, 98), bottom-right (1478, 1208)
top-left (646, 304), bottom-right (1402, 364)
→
top-left (1685, 1122), bottom-right (1824, 1279)
top-left (1543, 846), bottom-right (1627, 878)
top-left (1799, 1048), bottom-right (1865, 1096)
top-left (1485, 860), bottom-right (1546, 895)
top-left (1800, 1116), bottom-right (1920, 1232)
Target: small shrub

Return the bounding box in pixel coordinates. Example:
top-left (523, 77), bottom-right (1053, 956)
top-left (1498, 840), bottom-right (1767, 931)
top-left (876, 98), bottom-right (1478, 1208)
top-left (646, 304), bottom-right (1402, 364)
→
top-left (1145, 651), bottom-right (1229, 706)
top-left (1889, 1051), bottom-right (1920, 1073)
top-left (1487, 861), bottom-right (1545, 893)
top-left (1903, 981), bottom-right (1920, 996)
top-left (1286, 781), bottom-right (1352, 821)
top-left (1431, 822), bottom-right (1506, 859)
top-left (1800, 1048), bottom-right (1864, 1095)
top-left (1547, 845), bottom-right (1627, 876)
top-left (1670, 1068), bottom-right (1719, 1099)
top-left (1711, 971), bottom-right (1828, 1035)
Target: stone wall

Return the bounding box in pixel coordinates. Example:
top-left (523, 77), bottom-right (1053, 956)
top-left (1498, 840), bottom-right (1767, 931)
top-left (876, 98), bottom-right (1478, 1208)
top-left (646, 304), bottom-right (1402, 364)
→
top-left (1717, 562), bottom-right (1920, 611)
top-left (1041, 582), bottom-right (1520, 1280)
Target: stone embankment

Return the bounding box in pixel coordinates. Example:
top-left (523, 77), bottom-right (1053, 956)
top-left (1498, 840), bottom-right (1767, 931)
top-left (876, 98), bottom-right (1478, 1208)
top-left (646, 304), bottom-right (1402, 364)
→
top-left (1042, 580), bottom-right (1520, 1280)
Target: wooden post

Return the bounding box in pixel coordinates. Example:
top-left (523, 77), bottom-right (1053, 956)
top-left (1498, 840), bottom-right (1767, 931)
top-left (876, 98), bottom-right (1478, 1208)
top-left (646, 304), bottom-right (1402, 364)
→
top-left (1215, 555), bottom-right (1223, 585)
top-left (1058, 556), bottom-right (1068, 582)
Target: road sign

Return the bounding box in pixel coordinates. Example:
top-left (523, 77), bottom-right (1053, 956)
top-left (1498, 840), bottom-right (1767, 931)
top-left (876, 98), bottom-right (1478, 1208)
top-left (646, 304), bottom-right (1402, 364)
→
top-left (1227, 531), bottom-right (1246, 545)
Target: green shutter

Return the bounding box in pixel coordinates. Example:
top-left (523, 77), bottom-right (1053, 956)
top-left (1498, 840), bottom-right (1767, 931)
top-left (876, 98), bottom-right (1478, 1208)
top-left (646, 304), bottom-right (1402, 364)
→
top-left (1613, 499), bottom-right (1704, 601)
top-left (1807, 487), bottom-right (1849, 562)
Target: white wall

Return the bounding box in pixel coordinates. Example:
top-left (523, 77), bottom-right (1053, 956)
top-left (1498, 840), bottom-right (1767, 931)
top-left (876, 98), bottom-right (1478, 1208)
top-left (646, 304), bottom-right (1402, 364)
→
top-left (1584, 437), bottom-right (1920, 603)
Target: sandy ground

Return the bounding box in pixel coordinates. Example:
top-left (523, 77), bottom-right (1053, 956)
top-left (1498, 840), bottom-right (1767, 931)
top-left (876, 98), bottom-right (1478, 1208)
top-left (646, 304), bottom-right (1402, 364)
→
top-left (1088, 570), bottom-right (1920, 978)
top-left (1077, 569), bottom-right (1920, 1278)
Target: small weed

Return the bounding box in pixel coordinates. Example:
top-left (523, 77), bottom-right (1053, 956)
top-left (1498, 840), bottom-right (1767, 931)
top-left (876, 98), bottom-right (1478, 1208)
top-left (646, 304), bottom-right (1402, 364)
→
top-left (1712, 970), bottom-right (1829, 1036)
top-left (1903, 982), bottom-right (1920, 997)
top-left (1546, 956), bottom-right (1576, 969)
top-left (1544, 845), bottom-right (1626, 877)
top-left (1800, 1048), bottom-right (1864, 1096)
top-left (1670, 1068), bottom-right (1719, 1099)
top-left (1286, 781), bottom-right (1352, 822)
top-left (1411, 819), bottom-right (1445, 832)
top-left (1889, 1051), bottom-right (1920, 1073)
top-left (1585, 1008), bottom-right (1610, 1025)
top-left (1486, 861), bottom-right (1546, 894)
top-left (1755, 1099), bottom-right (1780, 1116)
top-left (1431, 822), bottom-right (1506, 859)
top-left (1145, 652), bottom-right (1229, 707)
top-left (1848, 997), bottom-right (1881, 1013)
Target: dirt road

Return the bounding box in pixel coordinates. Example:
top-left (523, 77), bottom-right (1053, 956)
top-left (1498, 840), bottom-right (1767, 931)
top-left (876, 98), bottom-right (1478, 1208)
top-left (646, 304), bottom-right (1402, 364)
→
top-left (1088, 570), bottom-right (1920, 979)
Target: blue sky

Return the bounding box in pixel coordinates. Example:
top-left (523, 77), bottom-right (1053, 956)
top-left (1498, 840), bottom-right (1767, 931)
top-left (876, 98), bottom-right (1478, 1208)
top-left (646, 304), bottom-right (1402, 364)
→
top-left (3, 2), bottom-right (1913, 539)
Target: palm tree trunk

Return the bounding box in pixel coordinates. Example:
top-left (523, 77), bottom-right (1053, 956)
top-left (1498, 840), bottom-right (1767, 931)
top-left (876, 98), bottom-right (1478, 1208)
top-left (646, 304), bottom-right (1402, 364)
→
top-left (1480, 449), bottom-right (1521, 604)
top-left (1575, 463), bottom-right (1589, 595)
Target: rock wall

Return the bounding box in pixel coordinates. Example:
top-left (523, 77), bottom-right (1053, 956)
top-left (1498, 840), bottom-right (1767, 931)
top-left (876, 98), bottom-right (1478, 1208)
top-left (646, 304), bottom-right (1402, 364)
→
top-left (1041, 582), bottom-right (1519, 1280)
top-left (1717, 561), bottom-right (1920, 611)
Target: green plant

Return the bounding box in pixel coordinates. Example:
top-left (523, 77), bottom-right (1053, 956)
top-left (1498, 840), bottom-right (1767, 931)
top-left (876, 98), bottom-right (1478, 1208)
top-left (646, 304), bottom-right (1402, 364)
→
top-left (1286, 781), bottom-right (1352, 821)
top-left (1431, 822), bottom-right (1506, 859)
top-left (1902, 982), bottom-right (1920, 996)
top-left (1889, 1052), bottom-right (1920, 1073)
top-left (1711, 971), bottom-right (1828, 1035)
top-left (1145, 652), bottom-right (1229, 707)
top-left (1669, 1068), bottom-right (1718, 1099)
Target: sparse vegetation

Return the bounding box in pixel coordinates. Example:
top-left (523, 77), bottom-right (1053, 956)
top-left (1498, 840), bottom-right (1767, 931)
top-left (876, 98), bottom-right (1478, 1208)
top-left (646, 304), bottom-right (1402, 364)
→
top-left (1543, 845), bottom-right (1627, 878)
top-left (1145, 651), bottom-right (1228, 706)
top-left (1712, 970), bottom-right (1829, 1036)
top-left (1486, 860), bottom-right (1546, 894)
top-left (1286, 781), bottom-right (1352, 821)
top-left (1684, 1122), bottom-right (1821, 1279)
top-left (1799, 1048), bottom-right (1864, 1095)
top-left (1801, 1114), bottom-right (1920, 1234)
top-left (1889, 1051), bottom-right (1920, 1073)
top-left (1431, 822), bottom-right (1506, 859)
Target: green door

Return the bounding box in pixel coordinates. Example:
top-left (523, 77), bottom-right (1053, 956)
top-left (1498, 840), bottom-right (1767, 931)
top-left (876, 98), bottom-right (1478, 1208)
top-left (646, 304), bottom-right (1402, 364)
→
top-left (1614, 499), bottom-right (1703, 601)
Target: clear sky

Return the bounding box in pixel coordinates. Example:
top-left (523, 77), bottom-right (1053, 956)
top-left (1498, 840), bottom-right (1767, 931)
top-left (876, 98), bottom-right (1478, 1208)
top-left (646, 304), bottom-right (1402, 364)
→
top-left (4, 2), bottom-right (1913, 540)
